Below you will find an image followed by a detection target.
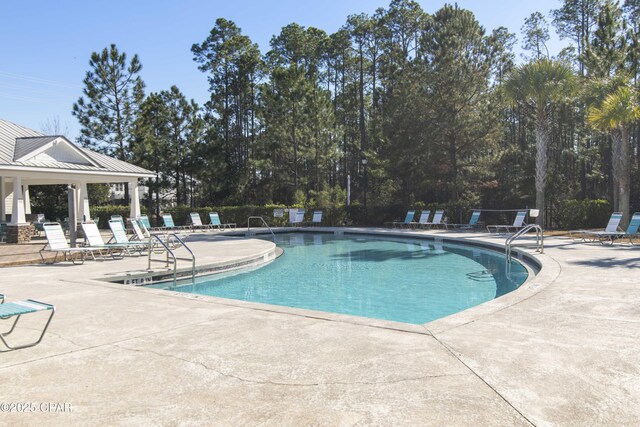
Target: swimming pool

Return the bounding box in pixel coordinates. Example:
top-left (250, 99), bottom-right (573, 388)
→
top-left (153, 233), bottom-right (529, 324)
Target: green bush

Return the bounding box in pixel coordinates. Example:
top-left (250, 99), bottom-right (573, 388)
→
top-left (90, 206), bottom-right (146, 229)
top-left (553, 199), bottom-right (611, 230)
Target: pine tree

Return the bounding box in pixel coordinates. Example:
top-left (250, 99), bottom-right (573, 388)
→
top-left (73, 44), bottom-right (145, 202)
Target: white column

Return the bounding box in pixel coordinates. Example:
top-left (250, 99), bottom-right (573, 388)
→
top-left (76, 182), bottom-right (91, 221)
top-left (129, 180), bottom-right (140, 219)
top-left (0, 177), bottom-right (4, 221)
top-left (10, 176), bottom-right (26, 225)
top-left (23, 184), bottom-right (31, 215)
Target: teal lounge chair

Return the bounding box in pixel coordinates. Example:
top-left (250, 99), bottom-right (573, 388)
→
top-left (162, 213), bottom-right (189, 231)
top-left (388, 210), bottom-right (416, 228)
top-left (570, 212), bottom-right (623, 242)
top-left (108, 220), bottom-right (148, 255)
top-left (209, 212), bottom-right (236, 229)
top-left (138, 215), bottom-right (156, 231)
top-left (582, 212), bottom-right (640, 245)
top-left (487, 211), bottom-right (527, 234)
top-left (110, 215), bottom-right (126, 231)
top-left (445, 210), bottom-right (482, 230)
top-left (0, 299), bottom-right (55, 350)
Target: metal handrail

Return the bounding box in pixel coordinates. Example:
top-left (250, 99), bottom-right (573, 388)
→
top-left (170, 234), bottom-right (196, 284)
top-left (505, 224), bottom-right (544, 262)
top-left (247, 216), bottom-right (275, 240)
top-left (147, 233), bottom-right (196, 288)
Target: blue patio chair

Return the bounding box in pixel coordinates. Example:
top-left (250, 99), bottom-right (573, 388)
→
top-left (388, 210), bottom-right (416, 228)
top-left (162, 213), bottom-right (189, 231)
top-left (209, 212), bottom-right (236, 229)
top-left (445, 210), bottom-right (482, 230)
top-left (0, 299), bottom-right (55, 350)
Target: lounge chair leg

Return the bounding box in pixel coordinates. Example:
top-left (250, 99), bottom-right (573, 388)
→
top-left (0, 308), bottom-right (55, 350)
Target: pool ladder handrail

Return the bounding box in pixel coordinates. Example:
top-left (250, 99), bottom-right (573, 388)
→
top-left (505, 224), bottom-right (544, 262)
top-left (147, 233), bottom-right (196, 287)
top-left (247, 216), bottom-right (275, 240)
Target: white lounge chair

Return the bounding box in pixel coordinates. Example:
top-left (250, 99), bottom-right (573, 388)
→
top-left (415, 210), bottom-right (431, 228)
top-left (288, 209), bottom-right (305, 226)
top-left (40, 223), bottom-right (95, 264)
top-left (80, 222), bottom-right (127, 259)
top-left (580, 212), bottom-right (639, 244)
top-left (569, 212), bottom-right (623, 242)
top-left (487, 211), bottom-right (527, 234)
top-left (0, 298), bottom-right (55, 350)
top-left (424, 210), bottom-right (445, 229)
top-left (189, 212), bottom-right (209, 231)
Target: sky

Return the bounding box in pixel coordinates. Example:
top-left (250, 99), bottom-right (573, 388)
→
top-left (0, 0), bottom-right (564, 140)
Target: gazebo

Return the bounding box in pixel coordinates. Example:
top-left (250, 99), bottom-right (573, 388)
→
top-left (0, 119), bottom-right (155, 243)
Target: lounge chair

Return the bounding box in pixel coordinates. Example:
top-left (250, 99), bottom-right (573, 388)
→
top-left (580, 212), bottom-right (640, 245)
top-left (162, 213), bottom-right (190, 231)
top-left (108, 220), bottom-right (148, 255)
top-left (0, 294), bottom-right (4, 304)
top-left (138, 214), bottom-right (157, 231)
top-left (305, 210), bottom-right (323, 226)
top-left (445, 210), bottom-right (482, 230)
top-left (388, 210), bottom-right (416, 228)
top-left (569, 212), bottom-right (623, 242)
top-left (424, 210), bottom-right (445, 229)
top-left (80, 222), bottom-right (126, 259)
top-left (487, 211), bottom-right (527, 234)
top-left (40, 223), bottom-right (95, 264)
top-left (132, 219), bottom-right (181, 251)
top-left (110, 215), bottom-right (126, 231)
top-left (189, 212), bottom-right (209, 231)
top-left (288, 209), bottom-right (305, 226)
top-left (209, 212), bottom-right (236, 229)
top-left (0, 298), bottom-right (55, 350)
top-left (415, 210), bottom-right (431, 228)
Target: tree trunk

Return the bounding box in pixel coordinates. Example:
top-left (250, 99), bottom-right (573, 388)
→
top-left (611, 132), bottom-right (621, 214)
top-left (617, 126), bottom-right (631, 228)
top-left (535, 108), bottom-right (549, 226)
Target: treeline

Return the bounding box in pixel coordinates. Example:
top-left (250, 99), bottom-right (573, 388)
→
top-left (72, 0), bottom-right (640, 226)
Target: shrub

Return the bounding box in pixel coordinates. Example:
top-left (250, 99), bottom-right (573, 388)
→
top-left (553, 199), bottom-right (611, 230)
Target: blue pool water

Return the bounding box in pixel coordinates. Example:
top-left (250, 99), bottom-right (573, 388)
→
top-left (154, 233), bottom-right (529, 324)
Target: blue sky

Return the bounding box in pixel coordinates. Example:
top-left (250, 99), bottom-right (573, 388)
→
top-left (0, 0), bottom-right (562, 140)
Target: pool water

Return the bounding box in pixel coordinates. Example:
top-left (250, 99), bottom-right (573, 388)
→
top-left (154, 233), bottom-right (529, 324)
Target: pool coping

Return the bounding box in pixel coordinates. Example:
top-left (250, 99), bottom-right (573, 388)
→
top-left (132, 227), bottom-right (558, 336)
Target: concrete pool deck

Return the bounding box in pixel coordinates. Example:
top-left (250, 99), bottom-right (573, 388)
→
top-left (0, 228), bottom-right (638, 425)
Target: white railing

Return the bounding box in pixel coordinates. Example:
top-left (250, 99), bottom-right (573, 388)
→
top-left (147, 233), bottom-right (196, 287)
top-left (247, 216), bottom-right (275, 240)
top-left (505, 224), bottom-right (544, 262)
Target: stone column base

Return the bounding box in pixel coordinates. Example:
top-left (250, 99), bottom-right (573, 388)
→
top-left (6, 224), bottom-right (33, 244)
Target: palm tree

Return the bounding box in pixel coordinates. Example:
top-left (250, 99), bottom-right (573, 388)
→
top-left (587, 85), bottom-right (640, 227)
top-left (503, 59), bottom-right (577, 225)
